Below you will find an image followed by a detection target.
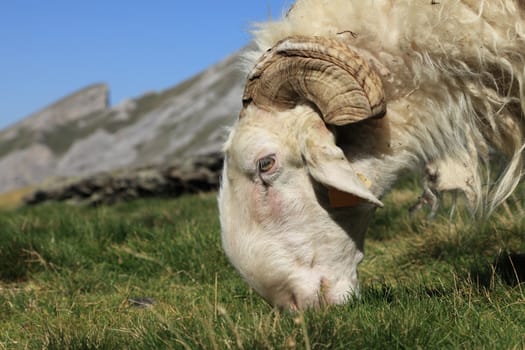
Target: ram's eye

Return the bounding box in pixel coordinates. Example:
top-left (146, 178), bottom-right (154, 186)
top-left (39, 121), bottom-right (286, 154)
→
top-left (257, 155), bottom-right (276, 173)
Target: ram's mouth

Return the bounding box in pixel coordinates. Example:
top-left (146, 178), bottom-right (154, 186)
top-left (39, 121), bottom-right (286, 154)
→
top-left (282, 277), bottom-right (333, 311)
top-left (318, 277), bottom-right (331, 305)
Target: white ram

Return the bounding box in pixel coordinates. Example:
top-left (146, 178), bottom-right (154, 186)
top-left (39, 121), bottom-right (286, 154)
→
top-left (218, 0), bottom-right (525, 310)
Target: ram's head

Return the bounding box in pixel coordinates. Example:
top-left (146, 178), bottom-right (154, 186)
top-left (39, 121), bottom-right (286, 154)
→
top-left (218, 36), bottom-right (386, 310)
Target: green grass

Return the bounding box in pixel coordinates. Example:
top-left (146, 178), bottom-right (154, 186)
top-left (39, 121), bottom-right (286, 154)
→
top-left (1, 185), bottom-right (524, 349)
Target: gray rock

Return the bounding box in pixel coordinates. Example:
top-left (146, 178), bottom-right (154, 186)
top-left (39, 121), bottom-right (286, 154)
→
top-left (0, 50), bottom-right (245, 194)
top-left (24, 153), bottom-right (224, 206)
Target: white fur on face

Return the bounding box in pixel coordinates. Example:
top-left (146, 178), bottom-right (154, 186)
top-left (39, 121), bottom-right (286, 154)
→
top-left (218, 106), bottom-right (374, 310)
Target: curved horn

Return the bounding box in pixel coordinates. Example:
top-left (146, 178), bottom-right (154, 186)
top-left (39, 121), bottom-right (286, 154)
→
top-left (242, 36), bottom-right (386, 125)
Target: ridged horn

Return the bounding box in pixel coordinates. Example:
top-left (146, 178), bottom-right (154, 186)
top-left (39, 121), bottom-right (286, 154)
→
top-left (242, 36), bottom-right (386, 125)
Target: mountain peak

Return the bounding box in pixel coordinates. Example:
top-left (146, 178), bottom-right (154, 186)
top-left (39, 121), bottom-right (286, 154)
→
top-left (20, 83), bottom-right (109, 132)
top-left (0, 51), bottom-right (244, 194)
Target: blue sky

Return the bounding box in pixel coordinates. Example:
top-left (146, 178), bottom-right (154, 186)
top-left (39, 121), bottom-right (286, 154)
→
top-left (0, 1), bottom-right (291, 130)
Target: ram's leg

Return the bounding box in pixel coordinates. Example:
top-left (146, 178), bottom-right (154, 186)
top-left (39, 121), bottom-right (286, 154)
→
top-left (409, 187), bottom-right (439, 218)
top-left (410, 155), bottom-right (479, 217)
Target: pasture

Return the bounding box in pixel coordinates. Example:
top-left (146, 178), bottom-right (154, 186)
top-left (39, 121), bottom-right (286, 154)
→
top-left (1, 180), bottom-right (524, 349)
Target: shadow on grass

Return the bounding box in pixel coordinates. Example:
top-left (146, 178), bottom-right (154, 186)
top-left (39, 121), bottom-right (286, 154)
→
top-left (470, 251), bottom-right (525, 287)
top-left (359, 283), bottom-right (453, 305)
top-left (0, 240), bottom-right (35, 282)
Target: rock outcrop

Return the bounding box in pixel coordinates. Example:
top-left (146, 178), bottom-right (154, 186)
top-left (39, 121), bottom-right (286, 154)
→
top-left (18, 83), bottom-right (109, 132)
top-left (24, 153), bottom-right (223, 206)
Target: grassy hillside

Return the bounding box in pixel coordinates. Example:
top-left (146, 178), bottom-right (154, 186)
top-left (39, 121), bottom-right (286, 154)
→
top-left (0, 183), bottom-right (524, 349)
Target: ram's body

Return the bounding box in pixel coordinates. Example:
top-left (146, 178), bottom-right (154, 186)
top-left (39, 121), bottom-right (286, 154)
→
top-left (219, 0), bottom-right (525, 310)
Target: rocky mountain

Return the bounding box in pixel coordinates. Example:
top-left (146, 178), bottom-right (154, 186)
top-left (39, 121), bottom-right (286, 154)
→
top-left (0, 52), bottom-right (245, 193)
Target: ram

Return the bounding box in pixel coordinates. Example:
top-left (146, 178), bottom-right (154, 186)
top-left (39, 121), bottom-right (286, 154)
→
top-left (218, 0), bottom-right (525, 310)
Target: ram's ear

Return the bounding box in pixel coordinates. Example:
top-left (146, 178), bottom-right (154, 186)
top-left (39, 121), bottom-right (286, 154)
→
top-left (299, 119), bottom-right (383, 208)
